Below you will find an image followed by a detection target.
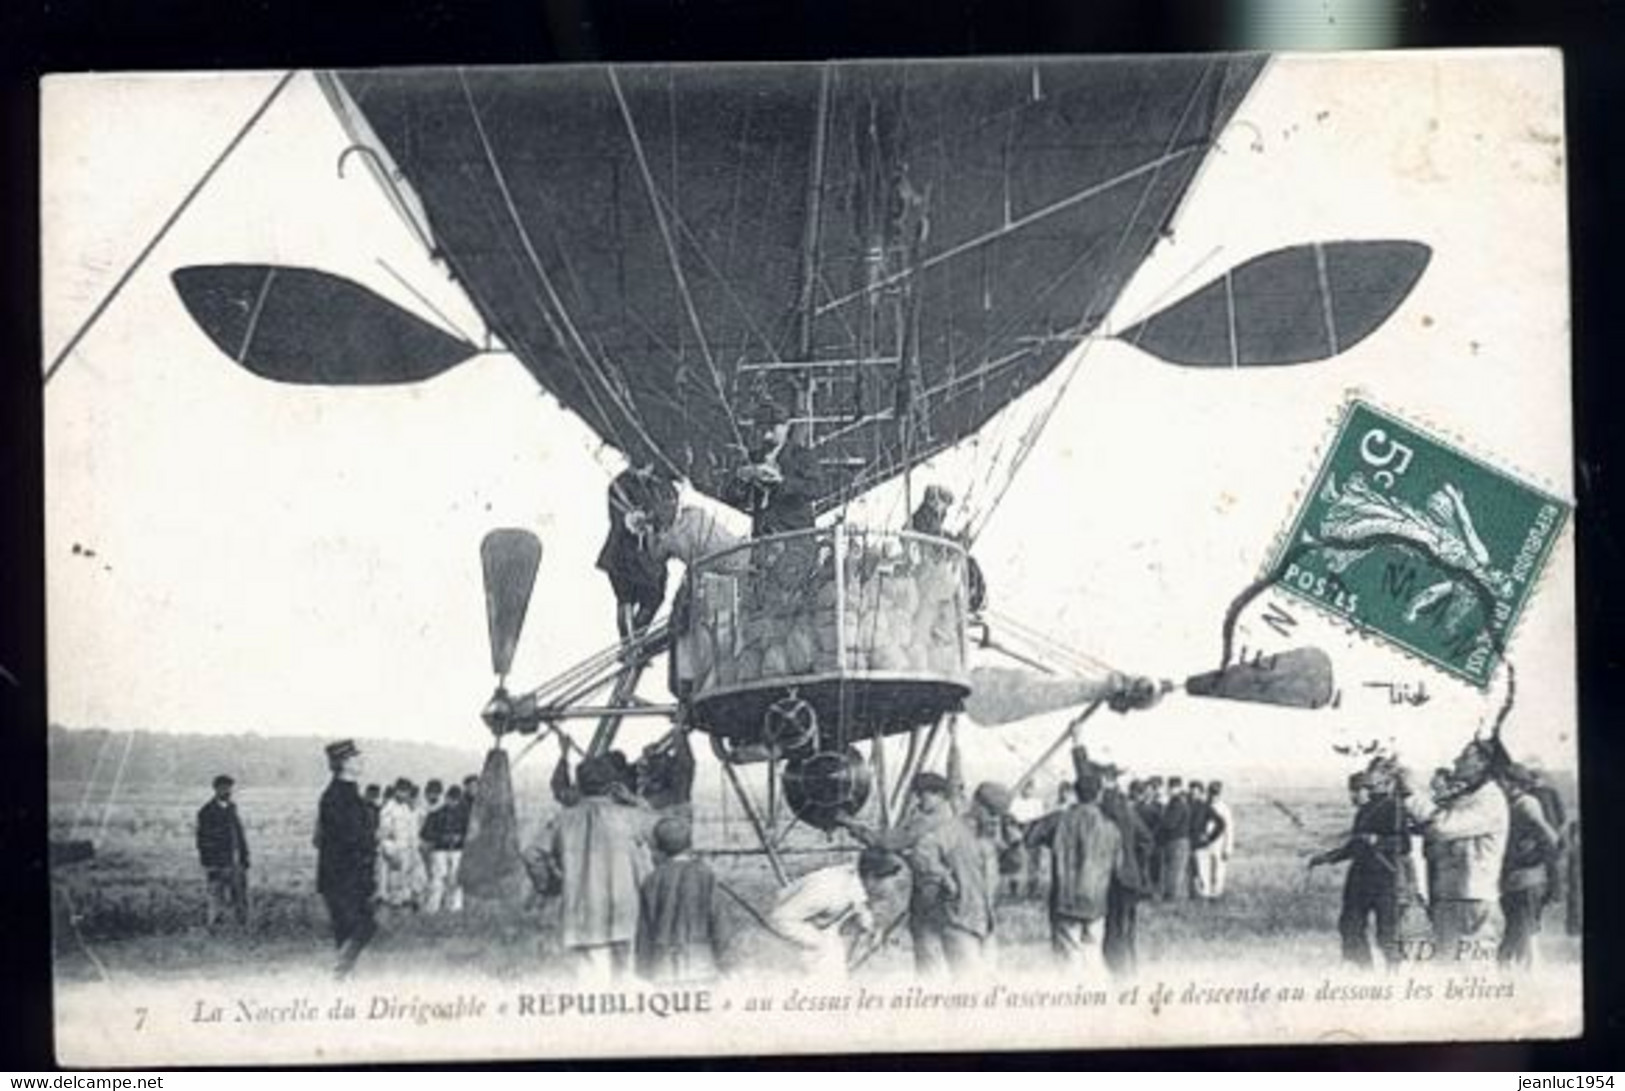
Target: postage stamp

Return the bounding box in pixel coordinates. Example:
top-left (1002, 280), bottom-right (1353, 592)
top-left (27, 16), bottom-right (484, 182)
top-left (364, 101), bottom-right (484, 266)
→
top-left (1267, 399), bottom-right (1570, 687)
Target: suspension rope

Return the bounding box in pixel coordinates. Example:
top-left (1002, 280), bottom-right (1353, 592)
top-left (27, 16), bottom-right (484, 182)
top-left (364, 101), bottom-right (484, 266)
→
top-left (967, 61), bottom-right (1220, 546)
top-left (94, 729), bottom-right (139, 842)
top-left (608, 69), bottom-right (748, 459)
top-left (458, 70), bottom-right (683, 481)
top-left (452, 156), bottom-right (631, 456)
top-left (374, 257), bottom-right (475, 343)
top-left (70, 730), bottom-right (115, 835)
top-left (45, 70), bottom-right (298, 385)
top-left (814, 144), bottom-right (1205, 320)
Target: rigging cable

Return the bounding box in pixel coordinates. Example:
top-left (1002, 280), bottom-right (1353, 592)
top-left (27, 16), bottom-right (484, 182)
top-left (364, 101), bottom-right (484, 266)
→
top-left (966, 60), bottom-right (1222, 547)
top-left (94, 729), bottom-right (139, 843)
top-left (374, 257), bottom-right (476, 344)
top-left (69, 730), bottom-right (116, 836)
top-left (607, 68), bottom-right (748, 460)
top-left (44, 70), bottom-right (298, 385)
top-left (452, 156), bottom-right (634, 458)
top-left (457, 69), bottom-right (683, 482)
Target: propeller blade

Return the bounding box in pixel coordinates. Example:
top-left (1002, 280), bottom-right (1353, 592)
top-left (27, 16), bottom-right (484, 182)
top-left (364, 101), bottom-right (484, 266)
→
top-left (481, 529), bottom-right (542, 680)
top-left (171, 264), bottom-right (480, 384)
top-left (965, 666), bottom-right (1104, 727)
top-left (1184, 646), bottom-right (1335, 710)
top-left (457, 747), bottom-right (531, 903)
top-left (1121, 241), bottom-right (1430, 367)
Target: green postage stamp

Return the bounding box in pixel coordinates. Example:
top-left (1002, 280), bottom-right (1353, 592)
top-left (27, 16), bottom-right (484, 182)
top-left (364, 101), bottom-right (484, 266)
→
top-left (1270, 400), bottom-right (1570, 687)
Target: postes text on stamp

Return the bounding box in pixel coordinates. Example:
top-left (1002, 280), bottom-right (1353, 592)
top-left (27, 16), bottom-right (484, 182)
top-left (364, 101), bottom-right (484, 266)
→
top-left (1269, 400), bottom-right (1569, 686)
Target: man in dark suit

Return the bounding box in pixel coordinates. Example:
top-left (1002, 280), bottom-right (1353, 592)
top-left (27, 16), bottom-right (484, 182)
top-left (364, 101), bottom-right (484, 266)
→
top-left (1137, 777), bottom-right (1165, 894)
top-left (1157, 777), bottom-right (1192, 901)
top-left (314, 739), bottom-right (377, 977)
top-left (196, 774), bottom-right (250, 928)
top-left (724, 401), bottom-right (819, 538)
top-left (597, 465), bottom-right (678, 642)
top-left (1100, 767), bottom-right (1154, 974)
top-left (1310, 767), bottom-right (1416, 967)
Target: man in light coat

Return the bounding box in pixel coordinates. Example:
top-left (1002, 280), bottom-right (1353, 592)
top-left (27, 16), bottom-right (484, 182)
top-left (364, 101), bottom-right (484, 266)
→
top-left (549, 756), bottom-right (655, 981)
top-left (1405, 740), bottom-right (1510, 962)
top-left (377, 777), bottom-right (426, 910)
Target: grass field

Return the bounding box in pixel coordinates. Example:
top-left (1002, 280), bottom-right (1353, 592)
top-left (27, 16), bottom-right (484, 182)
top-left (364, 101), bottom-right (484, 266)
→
top-left (49, 780), bottom-right (1580, 985)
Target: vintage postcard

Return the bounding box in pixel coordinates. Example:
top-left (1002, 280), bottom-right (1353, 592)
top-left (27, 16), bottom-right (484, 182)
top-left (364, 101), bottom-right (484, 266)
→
top-left (43, 50), bottom-right (1578, 1065)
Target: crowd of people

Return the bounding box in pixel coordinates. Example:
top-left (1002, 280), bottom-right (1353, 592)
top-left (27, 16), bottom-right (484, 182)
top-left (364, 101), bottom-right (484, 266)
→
top-left (368, 774), bottom-right (479, 915)
top-left (1307, 736), bottom-right (1579, 971)
top-left (211, 727), bottom-right (1578, 986)
top-left (193, 752), bottom-right (481, 971)
top-left (503, 715), bottom-right (1238, 985)
top-left (1001, 774), bottom-right (1234, 907)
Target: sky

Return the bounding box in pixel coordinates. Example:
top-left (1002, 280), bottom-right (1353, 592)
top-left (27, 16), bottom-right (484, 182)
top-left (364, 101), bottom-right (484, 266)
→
top-left (42, 52), bottom-right (1577, 783)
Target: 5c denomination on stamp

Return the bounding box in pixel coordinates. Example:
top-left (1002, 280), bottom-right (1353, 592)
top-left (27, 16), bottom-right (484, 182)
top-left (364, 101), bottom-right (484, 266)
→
top-left (1269, 400), bottom-right (1569, 686)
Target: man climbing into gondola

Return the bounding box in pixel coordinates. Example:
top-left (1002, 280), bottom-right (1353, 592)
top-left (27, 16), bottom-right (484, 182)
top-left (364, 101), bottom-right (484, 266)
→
top-left (596, 463), bottom-right (678, 644)
top-left (648, 488), bottom-right (748, 701)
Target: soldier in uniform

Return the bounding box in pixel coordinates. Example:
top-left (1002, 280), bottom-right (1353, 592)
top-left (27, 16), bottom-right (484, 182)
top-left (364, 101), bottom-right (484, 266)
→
top-left (1310, 763), bottom-right (1418, 967)
top-left (314, 739), bottom-right (377, 978)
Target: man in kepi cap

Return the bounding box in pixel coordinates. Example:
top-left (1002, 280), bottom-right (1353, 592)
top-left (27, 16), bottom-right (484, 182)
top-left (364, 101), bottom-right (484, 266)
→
top-left (838, 771), bottom-right (999, 977)
top-left (313, 740), bottom-right (377, 978)
top-left (196, 774), bottom-right (250, 929)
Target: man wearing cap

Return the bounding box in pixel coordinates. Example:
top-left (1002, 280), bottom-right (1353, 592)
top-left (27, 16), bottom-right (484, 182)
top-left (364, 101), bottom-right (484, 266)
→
top-left (724, 402), bottom-right (819, 538)
top-left (314, 740), bottom-right (377, 977)
top-left (770, 848), bottom-right (901, 977)
top-left (1311, 764), bottom-right (1417, 967)
top-left (636, 817), bottom-right (723, 984)
top-left (1026, 769), bottom-right (1123, 972)
top-left (196, 774), bottom-right (250, 928)
top-left (422, 784), bottom-right (467, 914)
top-left (549, 755), bottom-right (655, 980)
top-left (838, 772), bottom-right (1000, 977)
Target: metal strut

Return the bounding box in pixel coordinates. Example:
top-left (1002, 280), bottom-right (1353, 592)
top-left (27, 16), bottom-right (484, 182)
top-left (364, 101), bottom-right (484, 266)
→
top-left (720, 761), bottom-right (789, 887)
